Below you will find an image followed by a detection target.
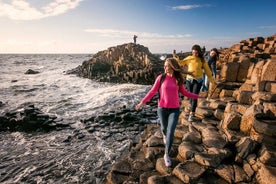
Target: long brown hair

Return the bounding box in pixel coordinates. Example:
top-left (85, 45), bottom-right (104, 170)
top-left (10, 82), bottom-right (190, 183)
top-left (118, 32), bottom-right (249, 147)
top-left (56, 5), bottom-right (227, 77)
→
top-left (165, 58), bottom-right (184, 85)
top-left (192, 44), bottom-right (205, 63)
top-left (210, 48), bottom-right (219, 60)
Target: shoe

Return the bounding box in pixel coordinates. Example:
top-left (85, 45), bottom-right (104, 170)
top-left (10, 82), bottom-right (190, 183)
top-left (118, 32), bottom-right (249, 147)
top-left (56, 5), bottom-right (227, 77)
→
top-left (188, 114), bottom-right (194, 122)
top-left (164, 153), bottom-right (171, 167)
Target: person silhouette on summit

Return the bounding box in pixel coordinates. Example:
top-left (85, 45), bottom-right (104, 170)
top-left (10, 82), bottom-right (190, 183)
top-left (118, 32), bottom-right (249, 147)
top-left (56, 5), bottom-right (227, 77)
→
top-left (133, 35), bottom-right (138, 44)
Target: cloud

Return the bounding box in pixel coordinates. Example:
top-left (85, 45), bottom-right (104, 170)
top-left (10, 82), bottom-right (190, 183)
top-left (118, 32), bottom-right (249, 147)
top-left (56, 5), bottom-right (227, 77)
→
top-left (84, 28), bottom-right (192, 39)
top-left (171, 4), bottom-right (210, 10)
top-left (0, 0), bottom-right (82, 20)
top-left (258, 25), bottom-right (276, 30)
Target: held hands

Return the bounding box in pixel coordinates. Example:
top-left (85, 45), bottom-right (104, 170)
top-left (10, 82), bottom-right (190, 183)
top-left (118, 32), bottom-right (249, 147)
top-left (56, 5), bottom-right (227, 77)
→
top-left (135, 102), bottom-right (145, 111)
top-left (186, 71), bottom-right (195, 77)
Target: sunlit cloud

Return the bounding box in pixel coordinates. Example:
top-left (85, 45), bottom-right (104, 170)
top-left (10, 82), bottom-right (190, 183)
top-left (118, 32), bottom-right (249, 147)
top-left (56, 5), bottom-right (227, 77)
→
top-left (171, 4), bottom-right (210, 10)
top-left (0, 0), bottom-right (82, 20)
top-left (84, 28), bottom-right (192, 39)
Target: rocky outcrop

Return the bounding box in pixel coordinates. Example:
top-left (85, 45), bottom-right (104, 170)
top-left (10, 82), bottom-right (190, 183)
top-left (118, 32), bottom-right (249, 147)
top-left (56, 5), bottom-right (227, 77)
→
top-left (0, 104), bottom-right (67, 132)
top-left (25, 69), bottom-right (40, 74)
top-left (69, 43), bottom-right (164, 85)
top-left (105, 34), bottom-right (276, 184)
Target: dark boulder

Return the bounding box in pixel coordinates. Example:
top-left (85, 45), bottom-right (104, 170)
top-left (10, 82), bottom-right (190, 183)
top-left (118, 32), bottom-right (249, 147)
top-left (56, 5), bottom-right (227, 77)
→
top-left (25, 69), bottom-right (40, 74)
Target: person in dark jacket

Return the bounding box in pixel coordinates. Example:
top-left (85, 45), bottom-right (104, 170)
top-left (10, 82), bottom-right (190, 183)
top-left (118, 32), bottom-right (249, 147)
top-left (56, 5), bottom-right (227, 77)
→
top-left (201, 48), bottom-right (219, 92)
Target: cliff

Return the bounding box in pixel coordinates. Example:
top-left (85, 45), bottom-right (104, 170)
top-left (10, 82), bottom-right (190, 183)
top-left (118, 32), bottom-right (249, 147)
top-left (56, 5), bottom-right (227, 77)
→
top-left (69, 43), bottom-right (164, 85)
top-left (105, 34), bottom-right (276, 184)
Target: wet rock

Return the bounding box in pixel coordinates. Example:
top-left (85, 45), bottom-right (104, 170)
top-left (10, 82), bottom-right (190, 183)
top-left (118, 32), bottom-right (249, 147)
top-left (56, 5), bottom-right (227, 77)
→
top-left (25, 69), bottom-right (40, 74)
top-left (0, 104), bottom-right (68, 132)
top-left (11, 79), bottom-right (18, 82)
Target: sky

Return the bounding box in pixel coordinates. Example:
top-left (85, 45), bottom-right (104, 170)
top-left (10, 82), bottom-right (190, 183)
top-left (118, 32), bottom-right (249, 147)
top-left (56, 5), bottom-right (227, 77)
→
top-left (0, 0), bottom-right (275, 54)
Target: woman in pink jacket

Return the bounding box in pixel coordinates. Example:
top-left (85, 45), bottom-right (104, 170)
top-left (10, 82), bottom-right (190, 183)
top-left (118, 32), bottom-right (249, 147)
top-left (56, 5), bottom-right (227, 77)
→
top-left (135, 58), bottom-right (200, 167)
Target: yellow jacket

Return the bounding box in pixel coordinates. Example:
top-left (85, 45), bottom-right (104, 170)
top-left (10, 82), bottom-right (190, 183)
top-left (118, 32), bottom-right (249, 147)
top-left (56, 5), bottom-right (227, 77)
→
top-left (174, 55), bottom-right (215, 83)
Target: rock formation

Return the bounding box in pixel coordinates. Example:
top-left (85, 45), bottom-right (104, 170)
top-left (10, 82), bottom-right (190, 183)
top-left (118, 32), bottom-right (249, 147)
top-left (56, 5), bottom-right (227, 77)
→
top-left (69, 43), bottom-right (164, 85)
top-left (0, 103), bottom-right (67, 132)
top-left (105, 34), bottom-right (276, 184)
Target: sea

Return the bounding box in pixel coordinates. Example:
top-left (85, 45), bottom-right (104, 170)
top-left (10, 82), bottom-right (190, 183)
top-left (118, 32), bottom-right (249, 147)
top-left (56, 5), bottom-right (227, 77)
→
top-left (0, 54), bottom-right (152, 184)
top-left (0, 54), bottom-right (150, 121)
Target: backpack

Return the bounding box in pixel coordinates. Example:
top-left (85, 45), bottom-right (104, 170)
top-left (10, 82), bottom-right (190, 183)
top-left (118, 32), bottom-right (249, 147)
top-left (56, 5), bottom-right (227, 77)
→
top-left (158, 73), bottom-right (166, 99)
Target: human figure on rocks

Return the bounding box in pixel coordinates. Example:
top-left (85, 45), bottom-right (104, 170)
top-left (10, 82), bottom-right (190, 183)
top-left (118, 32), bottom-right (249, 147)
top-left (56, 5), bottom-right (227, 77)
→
top-left (173, 44), bottom-right (216, 122)
top-left (135, 58), bottom-right (200, 167)
top-left (133, 35), bottom-right (137, 44)
top-left (201, 48), bottom-right (219, 92)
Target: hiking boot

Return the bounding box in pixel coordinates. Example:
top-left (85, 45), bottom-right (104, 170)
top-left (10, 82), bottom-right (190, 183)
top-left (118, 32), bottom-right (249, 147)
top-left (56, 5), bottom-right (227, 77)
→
top-left (163, 153), bottom-right (171, 167)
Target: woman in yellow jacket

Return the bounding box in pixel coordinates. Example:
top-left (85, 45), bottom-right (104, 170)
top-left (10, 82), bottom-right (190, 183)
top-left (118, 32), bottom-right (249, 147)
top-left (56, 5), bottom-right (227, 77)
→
top-left (173, 44), bottom-right (215, 122)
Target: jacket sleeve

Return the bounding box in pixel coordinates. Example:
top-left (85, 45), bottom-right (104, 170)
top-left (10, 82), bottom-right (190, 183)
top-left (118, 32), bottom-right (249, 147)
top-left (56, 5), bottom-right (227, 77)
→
top-left (173, 55), bottom-right (188, 67)
top-left (141, 75), bottom-right (162, 104)
top-left (179, 85), bottom-right (199, 99)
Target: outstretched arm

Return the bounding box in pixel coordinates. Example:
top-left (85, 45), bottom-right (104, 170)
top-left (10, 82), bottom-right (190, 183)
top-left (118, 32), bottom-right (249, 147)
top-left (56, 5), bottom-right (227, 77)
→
top-left (135, 74), bottom-right (162, 110)
top-left (203, 61), bottom-right (216, 83)
top-left (179, 85), bottom-right (200, 99)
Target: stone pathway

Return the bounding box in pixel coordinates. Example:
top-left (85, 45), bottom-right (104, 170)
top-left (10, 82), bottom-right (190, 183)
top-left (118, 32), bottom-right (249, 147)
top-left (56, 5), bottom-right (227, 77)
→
top-left (105, 96), bottom-right (276, 184)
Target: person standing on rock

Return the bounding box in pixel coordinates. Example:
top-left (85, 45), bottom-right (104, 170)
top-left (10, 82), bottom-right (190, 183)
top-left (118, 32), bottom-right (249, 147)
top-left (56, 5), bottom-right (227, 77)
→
top-left (173, 44), bottom-right (216, 122)
top-left (135, 58), bottom-right (200, 167)
top-left (133, 35), bottom-right (137, 44)
top-left (201, 48), bottom-right (219, 92)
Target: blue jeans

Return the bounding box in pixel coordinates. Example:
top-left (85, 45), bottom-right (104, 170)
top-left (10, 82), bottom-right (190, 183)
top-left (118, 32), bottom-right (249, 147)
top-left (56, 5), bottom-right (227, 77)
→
top-left (201, 73), bottom-right (209, 92)
top-left (157, 107), bottom-right (180, 154)
top-left (202, 71), bottom-right (216, 92)
top-left (186, 79), bottom-right (202, 112)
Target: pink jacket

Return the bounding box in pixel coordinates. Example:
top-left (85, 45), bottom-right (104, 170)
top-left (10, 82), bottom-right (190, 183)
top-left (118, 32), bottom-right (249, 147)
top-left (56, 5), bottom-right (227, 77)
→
top-left (141, 74), bottom-right (199, 108)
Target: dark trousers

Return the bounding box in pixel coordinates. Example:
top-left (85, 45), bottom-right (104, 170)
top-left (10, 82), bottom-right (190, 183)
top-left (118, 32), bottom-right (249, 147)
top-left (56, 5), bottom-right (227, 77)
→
top-left (186, 79), bottom-right (203, 112)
